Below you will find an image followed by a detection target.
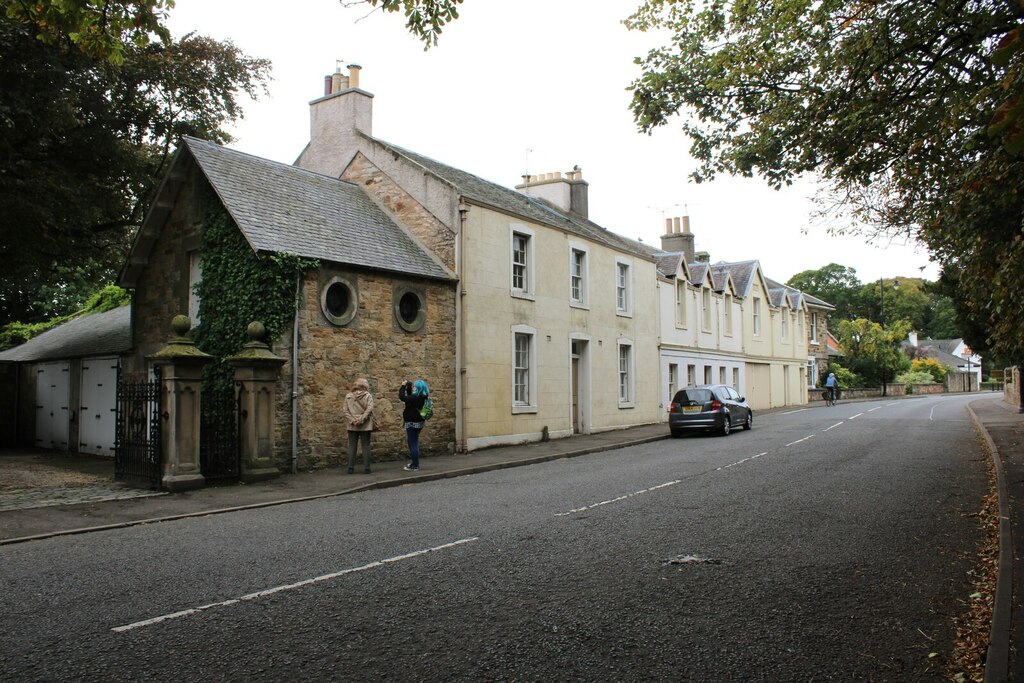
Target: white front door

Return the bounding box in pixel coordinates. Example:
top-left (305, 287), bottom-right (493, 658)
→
top-left (36, 361), bottom-right (70, 450)
top-left (80, 357), bottom-right (119, 456)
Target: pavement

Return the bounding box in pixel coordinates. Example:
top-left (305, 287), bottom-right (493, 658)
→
top-left (1, 394), bottom-right (1021, 679)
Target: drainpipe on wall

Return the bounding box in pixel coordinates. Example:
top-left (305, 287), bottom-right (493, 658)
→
top-left (456, 199), bottom-right (469, 452)
top-left (291, 274), bottom-right (301, 474)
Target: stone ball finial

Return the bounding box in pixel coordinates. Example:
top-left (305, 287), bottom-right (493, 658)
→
top-left (246, 321), bottom-right (266, 343)
top-left (171, 315), bottom-right (192, 337)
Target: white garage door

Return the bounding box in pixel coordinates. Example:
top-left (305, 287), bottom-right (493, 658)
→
top-left (36, 361), bottom-right (70, 450)
top-left (745, 362), bottom-right (771, 411)
top-left (80, 357), bottom-right (119, 456)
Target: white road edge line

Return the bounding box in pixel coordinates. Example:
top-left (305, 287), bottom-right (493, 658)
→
top-left (785, 435), bottom-right (815, 447)
top-left (112, 537), bottom-right (480, 633)
top-left (780, 408), bottom-right (810, 415)
top-left (849, 413), bottom-right (864, 420)
top-left (555, 479), bottom-right (683, 517)
top-left (823, 422), bottom-right (844, 432)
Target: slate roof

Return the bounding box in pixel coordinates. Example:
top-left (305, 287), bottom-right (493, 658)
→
top-left (903, 341), bottom-right (969, 369)
top-left (183, 137), bottom-right (451, 280)
top-left (711, 260), bottom-right (759, 298)
top-left (710, 265), bottom-right (735, 294)
top-left (364, 134), bottom-right (655, 262)
top-left (656, 252), bottom-right (684, 278)
top-left (688, 263), bottom-right (711, 287)
top-left (0, 306), bottom-right (131, 363)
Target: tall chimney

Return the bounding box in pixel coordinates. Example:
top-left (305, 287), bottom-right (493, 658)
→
top-left (297, 64), bottom-right (375, 176)
top-left (660, 215), bottom-right (696, 263)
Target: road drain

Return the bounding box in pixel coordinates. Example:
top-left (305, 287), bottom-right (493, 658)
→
top-left (661, 554), bottom-right (722, 566)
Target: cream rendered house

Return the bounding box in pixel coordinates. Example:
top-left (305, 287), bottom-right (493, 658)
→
top-left (655, 219), bottom-right (746, 411)
top-left (656, 217), bottom-right (813, 412)
top-left (296, 66), bottom-right (662, 450)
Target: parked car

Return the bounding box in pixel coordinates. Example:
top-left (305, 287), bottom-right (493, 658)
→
top-left (668, 384), bottom-right (753, 437)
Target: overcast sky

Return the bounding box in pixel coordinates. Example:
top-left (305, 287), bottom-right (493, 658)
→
top-left (166, 0), bottom-right (938, 284)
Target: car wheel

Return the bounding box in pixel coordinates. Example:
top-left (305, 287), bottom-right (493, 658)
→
top-left (719, 413), bottom-right (731, 436)
top-left (670, 427), bottom-right (682, 438)
top-left (744, 412), bottom-right (753, 430)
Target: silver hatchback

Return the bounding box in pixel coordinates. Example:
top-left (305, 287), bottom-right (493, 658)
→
top-left (668, 384), bottom-right (753, 437)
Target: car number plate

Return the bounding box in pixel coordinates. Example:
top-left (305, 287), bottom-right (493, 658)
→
top-left (682, 406), bottom-right (701, 413)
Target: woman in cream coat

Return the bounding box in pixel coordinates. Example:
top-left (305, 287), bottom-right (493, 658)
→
top-left (344, 378), bottom-right (375, 473)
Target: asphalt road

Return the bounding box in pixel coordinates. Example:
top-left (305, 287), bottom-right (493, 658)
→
top-left (0, 394), bottom-right (988, 681)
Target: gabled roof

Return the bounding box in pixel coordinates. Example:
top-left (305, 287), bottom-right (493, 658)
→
top-left (710, 265), bottom-right (736, 295)
top-left (0, 306), bottom-right (131, 362)
top-left (710, 260), bottom-right (760, 298)
top-left (122, 137), bottom-right (453, 288)
top-left (362, 134), bottom-right (656, 262)
top-left (903, 340), bottom-right (969, 369)
top-left (656, 252), bottom-right (684, 278)
top-left (768, 286), bottom-right (789, 308)
top-left (688, 263), bottom-right (712, 287)
top-left (925, 338), bottom-right (964, 355)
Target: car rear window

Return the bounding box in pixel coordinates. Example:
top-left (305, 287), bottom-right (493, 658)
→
top-left (672, 389), bottom-right (713, 404)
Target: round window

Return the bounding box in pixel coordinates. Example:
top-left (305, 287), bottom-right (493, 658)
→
top-left (393, 287), bottom-right (426, 332)
top-left (320, 277), bottom-right (357, 326)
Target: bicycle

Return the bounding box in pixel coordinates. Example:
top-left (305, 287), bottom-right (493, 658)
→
top-left (821, 387), bottom-right (837, 407)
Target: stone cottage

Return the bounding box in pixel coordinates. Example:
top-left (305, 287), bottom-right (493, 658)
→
top-left (119, 136), bottom-right (457, 471)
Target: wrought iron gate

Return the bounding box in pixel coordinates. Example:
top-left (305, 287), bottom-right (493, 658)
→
top-left (200, 381), bottom-right (241, 483)
top-left (114, 367), bottom-right (163, 489)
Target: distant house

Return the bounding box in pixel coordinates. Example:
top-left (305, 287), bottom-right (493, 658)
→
top-left (903, 332), bottom-right (982, 390)
top-left (0, 305), bottom-right (130, 453)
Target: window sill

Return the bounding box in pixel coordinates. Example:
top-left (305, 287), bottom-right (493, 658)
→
top-left (569, 301), bottom-right (590, 311)
top-left (616, 310), bottom-right (633, 319)
top-left (512, 404), bottom-right (538, 414)
top-left (511, 291), bottom-right (535, 302)
top-left (618, 402), bottom-right (635, 409)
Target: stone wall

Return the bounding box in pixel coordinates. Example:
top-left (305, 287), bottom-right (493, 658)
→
top-left (1005, 367), bottom-right (1022, 411)
top-left (274, 266), bottom-right (457, 471)
top-left (123, 169), bottom-right (204, 378)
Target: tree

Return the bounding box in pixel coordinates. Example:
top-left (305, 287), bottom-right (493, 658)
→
top-left (340, 0), bottom-right (463, 47)
top-left (786, 263), bottom-right (861, 320)
top-left (836, 318), bottom-right (912, 392)
top-left (623, 0), bottom-right (1024, 363)
top-left (1, 0), bottom-right (172, 63)
top-left (0, 16), bottom-right (270, 327)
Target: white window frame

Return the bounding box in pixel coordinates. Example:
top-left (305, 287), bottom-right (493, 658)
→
top-left (668, 363), bottom-right (678, 403)
top-left (687, 364), bottom-right (697, 386)
top-left (781, 308), bottom-right (789, 340)
top-left (511, 324), bottom-right (538, 413)
top-left (674, 280), bottom-right (687, 328)
top-left (719, 367), bottom-right (726, 384)
top-left (568, 242), bottom-right (589, 308)
top-left (797, 310), bottom-right (804, 340)
top-left (188, 250), bottom-right (202, 325)
top-left (704, 365), bottom-right (713, 384)
top-left (724, 293), bottom-right (733, 336)
top-left (617, 338), bottom-right (635, 407)
top-left (810, 312), bottom-right (818, 344)
top-left (615, 258), bottom-right (632, 316)
top-left (807, 357), bottom-right (817, 388)
top-left (753, 297), bottom-right (762, 336)
top-left (510, 224), bottom-right (535, 300)
top-left (732, 367), bottom-right (740, 390)
top-left (701, 287), bottom-right (712, 332)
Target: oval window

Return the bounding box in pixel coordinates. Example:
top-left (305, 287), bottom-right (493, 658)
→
top-left (320, 277), bottom-right (357, 326)
top-left (393, 286), bottom-right (426, 332)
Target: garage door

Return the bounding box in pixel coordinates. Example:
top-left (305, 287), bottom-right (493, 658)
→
top-left (80, 357), bottom-right (119, 456)
top-left (36, 361), bottom-right (70, 450)
top-left (745, 362), bottom-right (771, 411)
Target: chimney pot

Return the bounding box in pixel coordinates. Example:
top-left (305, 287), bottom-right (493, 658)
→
top-left (347, 64), bottom-right (362, 89)
top-left (682, 215), bottom-right (691, 234)
top-left (673, 216), bottom-right (681, 234)
top-left (331, 72), bottom-right (343, 93)
top-left (324, 75), bottom-right (333, 96)
top-left (665, 218), bottom-right (673, 234)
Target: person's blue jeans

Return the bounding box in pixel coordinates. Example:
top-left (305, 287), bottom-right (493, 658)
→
top-left (405, 425), bottom-right (422, 467)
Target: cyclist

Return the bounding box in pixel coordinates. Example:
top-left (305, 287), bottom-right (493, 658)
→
top-left (824, 372), bottom-right (839, 406)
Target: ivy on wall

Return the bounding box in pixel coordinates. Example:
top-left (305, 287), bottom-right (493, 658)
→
top-left (193, 188), bottom-right (317, 395)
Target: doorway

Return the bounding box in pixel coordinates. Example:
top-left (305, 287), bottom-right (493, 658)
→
top-left (570, 337), bottom-right (590, 434)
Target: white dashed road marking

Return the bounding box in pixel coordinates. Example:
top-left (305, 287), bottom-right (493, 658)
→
top-left (555, 480), bottom-right (683, 516)
top-left (823, 422), bottom-right (844, 432)
top-left (780, 408), bottom-right (810, 415)
top-left (785, 435), bottom-right (815, 447)
top-left (868, 407), bottom-right (882, 412)
top-left (849, 413), bottom-right (864, 420)
top-left (112, 537), bottom-right (480, 633)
